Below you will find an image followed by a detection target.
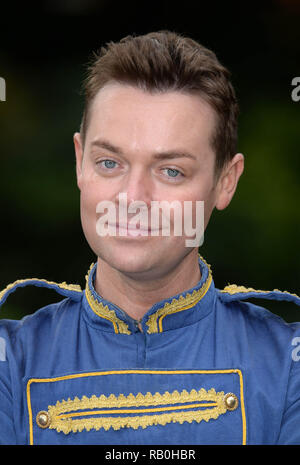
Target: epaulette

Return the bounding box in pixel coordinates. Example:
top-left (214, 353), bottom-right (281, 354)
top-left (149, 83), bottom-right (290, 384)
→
top-left (219, 284), bottom-right (300, 306)
top-left (0, 277), bottom-right (83, 309)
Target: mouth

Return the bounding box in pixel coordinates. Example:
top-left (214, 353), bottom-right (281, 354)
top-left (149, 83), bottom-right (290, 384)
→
top-left (119, 223), bottom-right (159, 231)
top-left (108, 223), bottom-right (162, 236)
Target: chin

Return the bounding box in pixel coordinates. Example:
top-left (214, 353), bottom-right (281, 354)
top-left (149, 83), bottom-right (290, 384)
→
top-left (97, 243), bottom-right (156, 274)
top-left (89, 234), bottom-right (190, 277)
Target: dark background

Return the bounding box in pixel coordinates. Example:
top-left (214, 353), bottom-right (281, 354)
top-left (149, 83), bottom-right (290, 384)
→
top-left (0, 0), bottom-right (299, 321)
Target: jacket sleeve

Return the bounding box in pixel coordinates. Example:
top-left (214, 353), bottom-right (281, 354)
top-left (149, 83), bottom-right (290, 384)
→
top-left (0, 324), bottom-right (17, 444)
top-left (277, 334), bottom-right (300, 444)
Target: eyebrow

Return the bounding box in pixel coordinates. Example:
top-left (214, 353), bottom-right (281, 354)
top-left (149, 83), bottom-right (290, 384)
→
top-left (90, 138), bottom-right (197, 161)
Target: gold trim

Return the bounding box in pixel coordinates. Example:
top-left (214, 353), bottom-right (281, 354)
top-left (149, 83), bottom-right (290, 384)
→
top-left (85, 265), bottom-right (131, 335)
top-left (146, 255), bottom-right (213, 333)
top-left (27, 369), bottom-right (247, 445)
top-left (45, 388), bottom-right (227, 434)
top-left (50, 387), bottom-right (221, 411)
top-left (0, 278), bottom-right (82, 304)
top-left (221, 284), bottom-right (300, 300)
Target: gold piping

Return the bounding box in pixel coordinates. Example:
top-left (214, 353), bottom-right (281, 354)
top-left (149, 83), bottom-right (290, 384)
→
top-left (27, 368), bottom-right (246, 445)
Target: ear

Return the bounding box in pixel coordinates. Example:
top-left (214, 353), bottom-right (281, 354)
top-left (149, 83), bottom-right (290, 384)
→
top-left (215, 153), bottom-right (244, 211)
top-left (73, 132), bottom-right (84, 190)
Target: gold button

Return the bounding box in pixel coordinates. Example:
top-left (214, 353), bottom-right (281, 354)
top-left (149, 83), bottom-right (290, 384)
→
top-left (224, 393), bottom-right (238, 411)
top-left (36, 410), bottom-right (50, 428)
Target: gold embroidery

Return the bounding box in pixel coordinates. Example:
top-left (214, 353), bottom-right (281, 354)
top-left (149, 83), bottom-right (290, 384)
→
top-left (50, 387), bottom-right (220, 412)
top-left (45, 388), bottom-right (229, 434)
top-left (0, 278), bottom-right (82, 304)
top-left (221, 283), bottom-right (300, 300)
top-left (27, 369), bottom-right (247, 445)
top-left (146, 255), bottom-right (213, 333)
top-left (85, 265), bottom-right (131, 335)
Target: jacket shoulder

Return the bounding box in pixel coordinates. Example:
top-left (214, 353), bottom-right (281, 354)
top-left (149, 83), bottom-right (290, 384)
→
top-left (218, 283), bottom-right (300, 308)
top-left (0, 276), bottom-right (83, 311)
top-left (216, 282), bottom-right (300, 345)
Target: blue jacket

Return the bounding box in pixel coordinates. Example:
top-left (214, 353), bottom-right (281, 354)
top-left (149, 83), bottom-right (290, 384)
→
top-left (0, 255), bottom-right (300, 445)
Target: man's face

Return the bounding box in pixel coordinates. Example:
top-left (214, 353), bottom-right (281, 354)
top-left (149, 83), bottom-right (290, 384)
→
top-left (74, 82), bottom-right (228, 280)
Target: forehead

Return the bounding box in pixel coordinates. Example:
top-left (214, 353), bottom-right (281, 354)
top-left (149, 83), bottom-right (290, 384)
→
top-left (86, 82), bottom-right (216, 155)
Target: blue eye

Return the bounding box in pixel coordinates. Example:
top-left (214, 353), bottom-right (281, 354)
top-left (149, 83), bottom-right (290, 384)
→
top-left (100, 160), bottom-right (117, 169)
top-left (162, 168), bottom-right (184, 180)
top-left (166, 168), bottom-right (180, 178)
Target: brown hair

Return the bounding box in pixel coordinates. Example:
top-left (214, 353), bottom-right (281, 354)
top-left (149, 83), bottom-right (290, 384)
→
top-left (80, 30), bottom-right (239, 176)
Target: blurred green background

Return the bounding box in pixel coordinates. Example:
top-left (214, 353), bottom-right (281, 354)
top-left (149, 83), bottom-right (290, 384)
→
top-left (0, 0), bottom-right (299, 321)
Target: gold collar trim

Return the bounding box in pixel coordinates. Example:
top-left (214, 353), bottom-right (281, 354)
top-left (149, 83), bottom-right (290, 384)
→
top-left (85, 255), bottom-right (212, 335)
top-left (85, 265), bottom-right (131, 335)
top-left (146, 255), bottom-right (213, 334)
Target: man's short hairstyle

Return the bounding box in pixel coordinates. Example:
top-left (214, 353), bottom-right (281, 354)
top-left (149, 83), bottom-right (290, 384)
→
top-left (80, 30), bottom-right (239, 177)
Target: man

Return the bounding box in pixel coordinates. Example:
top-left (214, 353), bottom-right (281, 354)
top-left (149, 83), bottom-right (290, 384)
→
top-left (0, 30), bottom-right (299, 445)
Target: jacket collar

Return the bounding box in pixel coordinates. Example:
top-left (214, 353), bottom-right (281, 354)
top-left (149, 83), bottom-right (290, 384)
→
top-left (83, 254), bottom-right (215, 335)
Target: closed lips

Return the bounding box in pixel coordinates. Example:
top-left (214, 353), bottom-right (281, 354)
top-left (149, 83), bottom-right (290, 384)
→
top-left (110, 223), bottom-right (160, 231)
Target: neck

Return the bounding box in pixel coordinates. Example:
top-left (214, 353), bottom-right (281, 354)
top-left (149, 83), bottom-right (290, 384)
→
top-left (94, 250), bottom-right (201, 321)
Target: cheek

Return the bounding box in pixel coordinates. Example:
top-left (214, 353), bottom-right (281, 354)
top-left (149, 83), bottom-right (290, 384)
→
top-left (80, 176), bottom-right (111, 209)
top-left (80, 186), bottom-right (97, 214)
top-left (182, 182), bottom-right (216, 228)
top-left (202, 190), bottom-right (217, 227)
top-left (79, 182), bottom-right (103, 236)
top-left (79, 178), bottom-right (118, 237)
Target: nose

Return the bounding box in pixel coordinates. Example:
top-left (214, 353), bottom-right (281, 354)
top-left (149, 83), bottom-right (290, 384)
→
top-left (115, 165), bottom-right (153, 208)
